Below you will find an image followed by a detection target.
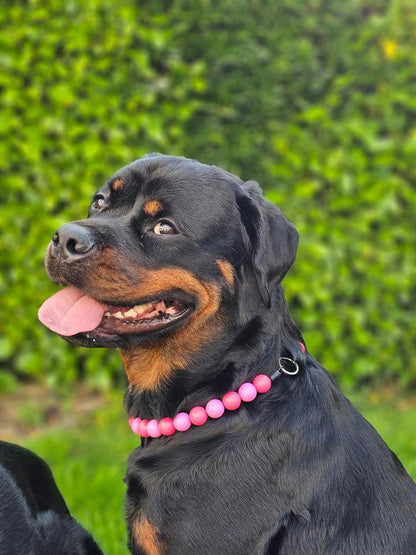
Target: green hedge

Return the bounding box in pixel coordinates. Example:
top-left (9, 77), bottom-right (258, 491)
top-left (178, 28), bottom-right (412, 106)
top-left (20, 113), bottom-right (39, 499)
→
top-left (0, 0), bottom-right (204, 388)
top-left (1, 0), bottom-right (415, 389)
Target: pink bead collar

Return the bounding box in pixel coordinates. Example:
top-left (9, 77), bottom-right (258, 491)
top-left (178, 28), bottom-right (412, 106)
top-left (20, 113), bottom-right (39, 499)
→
top-left (129, 342), bottom-right (305, 439)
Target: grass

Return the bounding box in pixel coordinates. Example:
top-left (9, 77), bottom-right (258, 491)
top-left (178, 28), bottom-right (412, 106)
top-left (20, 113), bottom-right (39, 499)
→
top-left (348, 389), bottom-right (416, 479)
top-left (21, 388), bottom-right (416, 555)
top-left (23, 391), bottom-right (137, 554)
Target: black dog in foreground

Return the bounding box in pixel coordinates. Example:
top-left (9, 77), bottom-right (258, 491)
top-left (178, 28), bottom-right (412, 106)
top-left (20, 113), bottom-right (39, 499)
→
top-left (36, 154), bottom-right (416, 553)
top-left (0, 441), bottom-right (103, 554)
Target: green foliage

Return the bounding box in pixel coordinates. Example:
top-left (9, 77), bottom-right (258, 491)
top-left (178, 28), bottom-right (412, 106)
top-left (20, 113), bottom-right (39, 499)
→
top-left (1, 0), bottom-right (415, 387)
top-left (0, 0), bottom-right (204, 387)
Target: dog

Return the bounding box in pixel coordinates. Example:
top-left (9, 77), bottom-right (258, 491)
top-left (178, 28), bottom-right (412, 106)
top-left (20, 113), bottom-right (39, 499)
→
top-left (0, 441), bottom-right (103, 554)
top-left (38, 154), bottom-right (416, 554)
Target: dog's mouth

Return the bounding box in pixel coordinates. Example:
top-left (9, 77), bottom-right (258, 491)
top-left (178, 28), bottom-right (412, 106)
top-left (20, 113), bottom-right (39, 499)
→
top-left (38, 286), bottom-right (194, 341)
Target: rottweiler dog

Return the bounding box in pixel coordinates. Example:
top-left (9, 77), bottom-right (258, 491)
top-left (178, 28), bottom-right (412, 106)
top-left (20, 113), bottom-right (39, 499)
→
top-left (0, 441), bottom-right (103, 554)
top-left (39, 154), bottom-right (416, 554)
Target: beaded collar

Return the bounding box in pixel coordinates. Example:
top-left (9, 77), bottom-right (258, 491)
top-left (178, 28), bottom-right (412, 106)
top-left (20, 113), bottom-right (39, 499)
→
top-left (129, 342), bottom-right (306, 439)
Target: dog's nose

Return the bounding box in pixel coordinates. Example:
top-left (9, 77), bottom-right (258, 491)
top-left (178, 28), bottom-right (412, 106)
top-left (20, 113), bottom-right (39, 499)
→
top-left (51, 223), bottom-right (96, 260)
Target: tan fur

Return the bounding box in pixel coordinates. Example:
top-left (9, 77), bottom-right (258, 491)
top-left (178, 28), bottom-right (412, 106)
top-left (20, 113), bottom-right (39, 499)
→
top-left (81, 251), bottom-right (225, 390)
top-left (216, 258), bottom-right (235, 290)
top-left (120, 268), bottom-right (222, 390)
top-left (112, 178), bottom-right (123, 191)
top-left (132, 517), bottom-right (162, 555)
top-left (144, 200), bottom-right (163, 217)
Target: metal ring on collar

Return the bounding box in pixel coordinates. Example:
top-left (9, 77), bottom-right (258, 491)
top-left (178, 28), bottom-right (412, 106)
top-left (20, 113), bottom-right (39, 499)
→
top-left (278, 357), bottom-right (299, 376)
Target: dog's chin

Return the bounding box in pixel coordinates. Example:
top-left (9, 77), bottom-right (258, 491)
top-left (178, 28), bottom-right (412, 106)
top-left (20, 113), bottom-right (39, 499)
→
top-left (61, 305), bottom-right (195, 348)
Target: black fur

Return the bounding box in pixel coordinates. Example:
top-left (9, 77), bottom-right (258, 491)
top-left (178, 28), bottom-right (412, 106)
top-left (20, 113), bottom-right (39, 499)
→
top-left (44, 154), bottom-right (416, 554)
top-left (0, 441), bottom-right (103, 554)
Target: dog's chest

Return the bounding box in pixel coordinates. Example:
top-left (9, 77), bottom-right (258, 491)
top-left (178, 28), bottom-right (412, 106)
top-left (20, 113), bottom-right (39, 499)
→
top-left (125, 438), bottom-right (289, 555)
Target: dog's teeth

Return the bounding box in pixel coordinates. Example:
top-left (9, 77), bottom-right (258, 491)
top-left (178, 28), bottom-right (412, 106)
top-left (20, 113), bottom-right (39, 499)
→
top-left (105, 303), bottom-right (154, 320)
top-left (124, 308), bottom-right (138, 318)
top-left (133, 302), bottom-right (153, 313)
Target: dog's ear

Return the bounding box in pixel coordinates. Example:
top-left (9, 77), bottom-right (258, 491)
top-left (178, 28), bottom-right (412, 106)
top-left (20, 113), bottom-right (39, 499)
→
top-left (236, 181), bottom-right (298, 307)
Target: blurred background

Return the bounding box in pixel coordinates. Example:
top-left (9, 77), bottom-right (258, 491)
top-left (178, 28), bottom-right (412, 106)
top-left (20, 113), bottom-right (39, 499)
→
top-left (1, 0), bottom-right (415, 552)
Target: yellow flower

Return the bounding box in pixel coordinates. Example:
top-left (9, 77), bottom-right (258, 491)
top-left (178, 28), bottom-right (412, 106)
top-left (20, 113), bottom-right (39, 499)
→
top-left (381, 39), bottom-right (398, 59)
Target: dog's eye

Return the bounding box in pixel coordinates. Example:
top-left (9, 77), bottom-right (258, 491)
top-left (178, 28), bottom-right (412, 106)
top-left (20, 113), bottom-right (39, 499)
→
top-left (153, 221), bottom-right (176, 235)
top-left (91, 195), bottom-right (106, 211)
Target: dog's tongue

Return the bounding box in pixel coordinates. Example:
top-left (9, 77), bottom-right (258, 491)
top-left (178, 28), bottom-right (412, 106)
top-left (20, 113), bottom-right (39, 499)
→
top-left (38, 286), bottom-right (106, 336)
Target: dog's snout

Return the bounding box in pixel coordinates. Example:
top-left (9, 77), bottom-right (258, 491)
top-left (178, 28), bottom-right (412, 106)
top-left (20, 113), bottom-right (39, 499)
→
top-left (51, 223), bottom-right (96, 259)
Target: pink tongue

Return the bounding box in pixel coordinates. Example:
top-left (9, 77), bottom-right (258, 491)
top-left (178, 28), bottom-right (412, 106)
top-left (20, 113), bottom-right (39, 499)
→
top-left (38, 286), bottom-right (106, 336)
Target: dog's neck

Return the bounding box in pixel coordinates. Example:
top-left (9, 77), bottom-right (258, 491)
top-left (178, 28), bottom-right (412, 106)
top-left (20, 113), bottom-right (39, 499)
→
top-left (123, 290), bottom-right (302, 421)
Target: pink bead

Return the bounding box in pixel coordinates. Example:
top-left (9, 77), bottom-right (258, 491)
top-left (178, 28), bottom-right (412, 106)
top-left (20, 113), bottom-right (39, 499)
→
top-left (159, 417), bottom-right (175, 436)
top-left (222, 391), bottom-right (242, 411)
top-left (128, 416), bottom-right (134, 427)
top-left (138, 419), bottom-right (149, 438)
top-left (147, 419), bottom-right (161, 438)
top-left (130, 417), bottom-right (142, 435)
top-left (206, 399), bottom-right (225, 419)
top-left (173, 412), bottom-right (192, 432)
top-left (189, 406), bottom-right (208, 426)
top-left (238, 382), bottom-right (257, 402)
top-left (253, 374), bottom-right (272, 394)
top-left (299, 341), bottom-right (306, 353)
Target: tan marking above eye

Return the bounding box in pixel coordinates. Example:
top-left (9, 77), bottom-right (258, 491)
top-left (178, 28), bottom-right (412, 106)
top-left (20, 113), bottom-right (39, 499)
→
top-left (112, 178), bottom-right (123, 191)
top-left (144, 200), bottom-right (163, 217)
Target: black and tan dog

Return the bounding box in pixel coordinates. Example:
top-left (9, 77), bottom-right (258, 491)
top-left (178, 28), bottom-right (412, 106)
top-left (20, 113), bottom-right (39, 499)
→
top-left (38, 154), bottom-right (415, 554)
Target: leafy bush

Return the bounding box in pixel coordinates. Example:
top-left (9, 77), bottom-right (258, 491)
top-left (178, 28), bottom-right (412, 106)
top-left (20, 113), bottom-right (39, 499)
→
top-left (1, 0), bottom-right (415, 388)
top-left (0, 0), bottom-right (204, 387)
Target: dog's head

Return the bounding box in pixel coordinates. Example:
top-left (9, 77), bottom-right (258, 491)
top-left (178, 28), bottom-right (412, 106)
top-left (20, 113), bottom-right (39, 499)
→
top-left (39, 154), bottom-right (298, 389)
